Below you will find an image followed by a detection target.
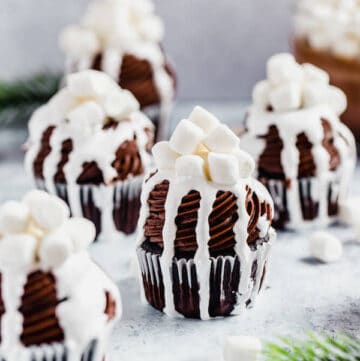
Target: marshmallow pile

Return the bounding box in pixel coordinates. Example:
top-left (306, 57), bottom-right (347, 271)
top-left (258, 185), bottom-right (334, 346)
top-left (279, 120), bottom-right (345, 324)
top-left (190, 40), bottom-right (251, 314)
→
top-left (0, 190), bottom-right (96, 270)
top-left (296, 0), bottom-right (360, 59)
top-left (152, 106), bottom-right (255, 186)
top-left (253, 53), bottom-right (347, 115)
top-left (33, 70), bottom-right (139, 136)
top-left (60, 0), bottom-right (164, 57)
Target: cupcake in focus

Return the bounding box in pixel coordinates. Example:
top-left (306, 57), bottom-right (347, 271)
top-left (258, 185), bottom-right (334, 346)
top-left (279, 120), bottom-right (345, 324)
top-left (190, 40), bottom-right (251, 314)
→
top-left (25, 70), bottom-right (154, 241)
top-left (293, 0), bottom-right (360, 140)
top-left (59, 0), bottom-right (176, 141)
top-left (0, 190), bottom-right (120, 360)
top-left (240, 53), bottom-right (356, 230)
top-left (137, 106), bottom-right (275, 320)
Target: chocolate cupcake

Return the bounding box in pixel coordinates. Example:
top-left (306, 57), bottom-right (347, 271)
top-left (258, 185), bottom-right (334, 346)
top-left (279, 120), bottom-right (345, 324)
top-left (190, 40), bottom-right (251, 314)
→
top-left (293, 0), bottom-right (360, 140)
top-left (59, 0), bottom-right (176, 141)
top-left (136, 106), bottom-right (276, 320)
top-left (240, 54), bottom-right (356, 230)
top-left (0, 190), bottom-right (120, 360)
top-left (25, 70), bottom-right (154, 240)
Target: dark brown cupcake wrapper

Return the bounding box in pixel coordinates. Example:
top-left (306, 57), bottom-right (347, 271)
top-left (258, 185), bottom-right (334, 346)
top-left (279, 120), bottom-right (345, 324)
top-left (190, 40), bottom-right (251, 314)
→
top-left (1, 339), bottom-right (98, 361)
top-left (35, 177), bottom-right (143, 239)
top-left (137, 243), bottom-right (270, 319)
top-left (261, 176), bottom-right (341, 229)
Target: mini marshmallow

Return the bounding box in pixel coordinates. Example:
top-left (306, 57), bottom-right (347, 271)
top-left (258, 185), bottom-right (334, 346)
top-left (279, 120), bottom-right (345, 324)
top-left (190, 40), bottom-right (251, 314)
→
top-left (138, 16), bottom-right (164, 42)
top-left (302, 63), bottom-right (330, 84)
top-left (0, 201), bottom-right (30, 235)
top-left (269, 82), bottom-right (302, 112)
top-left (339, 197), bottom-right (360, 225)
top-left (68, 101), bottom-right (105, 132)
top-left (331, 36), bottom-right (359, 58)
top-left (169, 119), bottom-right (205, 155)
top-left (303, 82), bottom-right (328, 108)
top-left (62, 218), bottom-right (96, 251)
top-left (152, 141), bottom-right (179, 170)
top-left (102, 89), bottom-right (139, 120)
top-left (308, 30), bottom-right (333, 51)
top-left (328, 86), bottom-right (347, 116)
top-left (309, 231), bottom-right (343, 263)
top-left (175, 155), bottom-right (205, 178)
top-left (223, 336), bottom-right (262, 361)
top-left (40, 230), bottom-right (74, 269)
top-left (208, 153), bottom-right (239, 185)
top-left (59, 25), bottom-right (100, 56)
top-left (0, 234), bottom-right (37, 269)
top-left (267, 53), bottom-right (304, 86)
top-left (67, 70), bottom-right (118, 98)
top-left (252, 80), bottom-right (271, 109)
top-left (203, 124), bottom-right (240, 153)
top-left (235, 149), bottom-right (256, 178)
top-left (189, 106), bottom-right (220, 134)
top-left (23, 191), bottom-right (70, 231)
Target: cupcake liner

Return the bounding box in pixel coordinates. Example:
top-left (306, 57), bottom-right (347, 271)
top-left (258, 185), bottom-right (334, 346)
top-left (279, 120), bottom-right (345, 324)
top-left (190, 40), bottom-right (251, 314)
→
top-left (0, 339), bottom-right (98, 361)
top-left (137, 243), bottom-right (270, 319)
top-left (35, 176), bottom-right (143, 239)
top-left (262, 176), bottom-right (341, 229)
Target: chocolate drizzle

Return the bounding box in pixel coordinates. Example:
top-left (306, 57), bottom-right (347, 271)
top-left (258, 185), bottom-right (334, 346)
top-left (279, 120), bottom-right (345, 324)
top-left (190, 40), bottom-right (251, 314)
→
top-left (19, 271), bottom-right (65, 346)
top-left (54, 139), bottom-right (73, 183)
top-left (104, 291), bottom-right (117, 321)
top-left (33, 126), bottom-right (55, 179)
top-left (0, 275), bottom-right (4, 343)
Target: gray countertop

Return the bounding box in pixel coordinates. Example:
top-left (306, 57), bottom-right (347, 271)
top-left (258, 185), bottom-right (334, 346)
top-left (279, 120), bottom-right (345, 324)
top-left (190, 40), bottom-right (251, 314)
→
top-left (0, 101), bottom-right (359, 361)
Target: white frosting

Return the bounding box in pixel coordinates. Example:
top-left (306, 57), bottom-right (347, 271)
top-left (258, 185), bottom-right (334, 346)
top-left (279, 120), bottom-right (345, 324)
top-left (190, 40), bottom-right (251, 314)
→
top-left (59, 0), bottom-right (174, 137)
top-left (25, 70), bottom-right (154, 240)
top-left (241, 54), bottom-right (356, 229)
top-left (0, 190), bottom-right (121, 360)
top-left (295, 0), bottom-right (360, 59)
top-left (137, 107), bottom-right (276, 320)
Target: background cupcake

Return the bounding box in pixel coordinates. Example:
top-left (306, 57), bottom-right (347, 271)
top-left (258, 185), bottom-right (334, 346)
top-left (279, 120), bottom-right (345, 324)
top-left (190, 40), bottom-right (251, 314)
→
top-left (240, 54), bottom-right (356, 230)
top-left (25, 70), bottom-right (154, 241)
top-left (59, 0), bottom-right (176, 141)
top-left (137, 106), bottom-right (275, 320)
top-left (0, 190), bottom-right (120, 360)
top-left (293, 0), bottom-right (360, 141)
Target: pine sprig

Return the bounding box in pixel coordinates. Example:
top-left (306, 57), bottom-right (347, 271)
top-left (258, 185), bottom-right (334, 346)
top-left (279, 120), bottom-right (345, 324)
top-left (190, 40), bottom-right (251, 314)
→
top-left (0, 72), bottom-right (62, 126)
top-left (264, 333), bottom-right (360, 360)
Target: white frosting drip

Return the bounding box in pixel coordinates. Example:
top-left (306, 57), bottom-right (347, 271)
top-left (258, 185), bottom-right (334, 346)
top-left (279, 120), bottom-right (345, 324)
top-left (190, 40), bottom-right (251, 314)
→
top-left (0, 191), bottom-right (121, 360)
top-left (241, 104), bottom-right (356, 229)
top-left (59, 0), bottom-right (175, 138)
top-left (295, 0), bottom-right (360, 59)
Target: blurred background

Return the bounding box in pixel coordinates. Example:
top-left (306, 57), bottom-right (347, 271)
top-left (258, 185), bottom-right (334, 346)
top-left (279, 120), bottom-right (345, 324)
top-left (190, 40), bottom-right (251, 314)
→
top-left (0, 0), bottom-right (295, 100)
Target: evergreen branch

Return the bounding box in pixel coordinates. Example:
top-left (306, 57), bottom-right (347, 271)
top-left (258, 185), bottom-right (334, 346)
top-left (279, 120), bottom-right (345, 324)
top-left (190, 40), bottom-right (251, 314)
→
top-left (264, 333), bottom-right (360, 361)
top-left (0, 72), bottom-right (62, 126)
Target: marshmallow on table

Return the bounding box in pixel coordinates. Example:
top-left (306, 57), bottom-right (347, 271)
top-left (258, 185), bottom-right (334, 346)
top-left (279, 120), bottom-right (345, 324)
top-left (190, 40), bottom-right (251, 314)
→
top-left (252, 80), bottom-right (271, 109)
top-left (169, 119), bottom-right (205, 155)
top-left (0, 234), bottom-right (37, 269)
top-left (203, 124), bottom-right (240, 153)
top-left (189, 106), bottom-right (220, 134)
top-left (309, 231), bottom-right (343, 263)
top-left (102, 89), bottom-right (139, 121)
top-left (302, 63), bottom-right (329, 84)
top-left (23, 190), bottom-right (70, 231)
top-left (223, 336), bottom-right (262, 361)
top-left (62, 218), bottom-right (96, 251)
top-left (269, 82), bottom-right (302, 112)
top-left (68, 101), bottom-right (105, 133)
top-left (175, 155), bottom-right (205, 178)
top-left (152, 141), bottom-right (179, 170)
top-left (208, 153), bottom-right (239, 185)
top-left (267, 53), bottom-right (304, 86)
top-left (0, 201), bottom-right (30, 235)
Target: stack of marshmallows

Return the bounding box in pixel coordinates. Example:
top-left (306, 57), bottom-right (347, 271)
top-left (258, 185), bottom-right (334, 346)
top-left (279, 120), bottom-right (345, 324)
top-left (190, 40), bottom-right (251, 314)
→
top-left (253, 53), bottom-right (347, 114)
top-left (152, 106), bottom-right (255, 184)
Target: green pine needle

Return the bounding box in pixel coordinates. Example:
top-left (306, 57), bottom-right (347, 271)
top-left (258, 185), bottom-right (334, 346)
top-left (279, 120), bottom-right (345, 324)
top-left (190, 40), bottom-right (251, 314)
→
top-left (264, 333), bottom-right (360, 360)
top-left (0, 72), bottom-right (62, 126)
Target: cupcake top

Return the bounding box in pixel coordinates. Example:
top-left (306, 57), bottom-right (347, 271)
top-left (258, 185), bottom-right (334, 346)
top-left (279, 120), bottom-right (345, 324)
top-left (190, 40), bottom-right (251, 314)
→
top-left (295, 0), bottom-right (360, 59)
top-left (242, 53), bottom-right (355, 181)
top-left (59, 0), bottom-right (175, 110)
top-left (25, 70), bottom-right (154, 191)
top-left (0, 190), bottom-right (121, 357)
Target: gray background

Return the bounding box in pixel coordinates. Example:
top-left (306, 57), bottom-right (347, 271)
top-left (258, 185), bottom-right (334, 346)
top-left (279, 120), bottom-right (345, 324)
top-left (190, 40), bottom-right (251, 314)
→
top-left (0, 0), bottom-right (295, 100)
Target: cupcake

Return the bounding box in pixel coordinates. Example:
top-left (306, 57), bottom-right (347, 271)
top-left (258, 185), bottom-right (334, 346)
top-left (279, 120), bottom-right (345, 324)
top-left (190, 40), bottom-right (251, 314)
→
top-left (136, 106), bottom-right (276, 320)
top-left (0, 190), bottom-right (120, 360)
top-left (240, 54), bottom-right (356, 230)
top-left (25, 70), bottom-right (154, 240)
top-left (293, 0), bottom-right (360, 140)
top-left (59, 0), bottom-right (176, 141)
